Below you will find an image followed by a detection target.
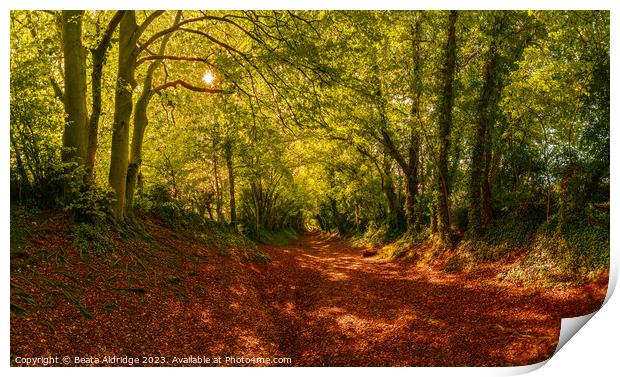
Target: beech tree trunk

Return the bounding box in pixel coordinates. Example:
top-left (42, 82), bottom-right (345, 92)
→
top-left (404, 151), bottom-right (418, 230)
top-left (126, 12), bottom-right (181, 213)
top-left (382, 155), bottom-right (402, 227)
top-left (481, 140), bottom-right (493, 227)
top-left (61, 10), bottom-right (89, 165)
top-left (213, 143), bottom-right (224, 223)
top-left (87, 11), bottom-right (125, 178)
top-left (109, 11), bottom-right (137, 219)
top-left (405, 16), bottom-right (423, 231)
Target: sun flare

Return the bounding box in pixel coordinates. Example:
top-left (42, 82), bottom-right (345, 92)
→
top-left (202, 71), bottom-right (215, 85)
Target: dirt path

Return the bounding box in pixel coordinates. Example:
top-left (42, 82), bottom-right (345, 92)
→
top-left (251, 232), bottom-right (607, 366)
top-left (10, 217), bottom-right (607, 367)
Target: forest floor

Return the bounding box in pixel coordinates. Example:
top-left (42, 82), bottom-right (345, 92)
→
top-left (250, 233), bottom-right (608, 366)
top-left (10, 214), bottom-right (608, 367)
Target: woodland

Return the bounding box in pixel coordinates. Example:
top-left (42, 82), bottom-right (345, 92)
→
top-left (10, 10), bottom-right (610, 366)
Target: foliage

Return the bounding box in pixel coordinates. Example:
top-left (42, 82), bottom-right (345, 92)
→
top-left (8, 10), bottom-right (611, 369)
top-left (72, 222), bottom-right (114, 257)
top-left (9, 10), bottom-right (609, 286)
top-left (65, 182), bottom-right (116, 224)
top-left (351, 222), bottom-right (401, 248)
top-left (196, 222), bottom-right (269, 262)
top-left (253, 227), bottom-right (299, 247)
top-left (500, 208), bottom-right (608, 286)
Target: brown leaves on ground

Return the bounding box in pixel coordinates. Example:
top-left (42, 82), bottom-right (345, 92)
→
top-left (249, 234), bottom-right (607, 366)
top-left (10, 217), bottom-right (607, 367)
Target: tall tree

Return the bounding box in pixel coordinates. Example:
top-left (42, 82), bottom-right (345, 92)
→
top-left (404, 15), bottom-right (423, 231)
top-left (125, 11), bottom-right (182, 214)
top-left (224, 139), bottom-right (237, 226)
top-left (61, 10), bottom-right (88, 165)
top-left (87, 11), bottom-right (126, 178)
top-left (109, 11), bottom-right (140, 218)
top-left (435, 10), bottom-right (458, 241)
top-left (468, 14), bottom-right (502, 237)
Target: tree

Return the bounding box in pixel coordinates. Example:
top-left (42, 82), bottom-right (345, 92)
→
top-left (435, 10), bottom-right (457, 241)
top-left (60, 10), bottom-right (88, 165)
top-left (125, 11), bottom-right (182, 214)
top-left (10, 10), bottom-right (610, 258)
top-left (109, 10), bottom-right (141, 218)
top-left (87, 11), bottom-right (126, 177)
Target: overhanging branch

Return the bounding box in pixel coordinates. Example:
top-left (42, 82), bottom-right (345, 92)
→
top-left (152, 79), bottom-right (233, 94)
top-left (136, 54), bottom-right (213, 66)
top-left (177, 28), bottom-right (249, 59)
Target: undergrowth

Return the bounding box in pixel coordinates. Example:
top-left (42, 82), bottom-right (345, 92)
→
top-left (72, 222), bottom-right (115, 259)
top-left (349, 207), bottom-right (609, 286)
top-left (197, 222), bottom-right (271, 263)
top-left (255, 227), bottom-right (299, 247)
top-left (500, 216), bottom-right (609, 287)
top-left (459, 210), bottom-right (546, 262)
top-left (351, 222), bottom-right (403, 249)
top-left (10, 204), bottom-right (272, 321)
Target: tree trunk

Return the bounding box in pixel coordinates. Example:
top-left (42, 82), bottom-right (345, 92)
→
top-left (436, 10), bottom-right (458, 241)
top-left (224, 142), bottom-right (237, 226)
top-left (87, 11), bottom-right (125, 178)
top-left (109, 11), bottom-right (137, 219)
top-left (126, 12), bottom-right (181, 214)
top-left (469, 39), bottom-right (498, 237)
top-left (404, 155), bottom-right (418, 231)
top-left (125, 87), bottom-right (149, 216)
top-left (481, 139), bottom-right (493, 227)
top-left (61, 10), bottom-right (89, 164)
top-left (383, 156), bottom-right (402, 228)
top-left (405, 16), bottom-right (423, 231)
top-left (213, 148), bottom-right (224, 223)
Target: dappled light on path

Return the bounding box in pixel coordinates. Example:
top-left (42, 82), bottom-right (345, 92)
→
top-left (10, 217), bottom-right (606, 367)
top-left (251, 233), bottom-right (607, 366)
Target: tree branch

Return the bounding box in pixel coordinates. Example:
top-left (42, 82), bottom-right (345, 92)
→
top-left (136, 54), bottom-right (212, 66)
top-left (152, 79), bottom-right (232, 94)
top-left (49, 76), bottom-right (63, 101)
top-left (177, 27), bottom-right (249, 59)
top-left (92, 10), bottom-right (125, 55)
top-left (137, 14), bottom-right (218, 53)
top-left (135, 10), bottom-right (165, 41)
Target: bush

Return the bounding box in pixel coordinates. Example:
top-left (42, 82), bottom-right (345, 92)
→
top-left (151, 201), bottom-right (182, 225)
top-left (459, 205), bottom-right (547, 261)
top-left (65, 184), bottom-right (115, 224)
top-left (256, 227), bottom-right (299, 246)
top-left (555, 214), bottom-right (609, 270)
top-left (133, 183), bottom-right (200, 228)
top-left (196, 221), bottom-right (269, 262)
top-left (72, 222), bottom-right (114, 257)
top-left (499, 210), bottom-right (609, 286)
top-left (483, 208), bottom-right (546, 247)
top-left (351, 222), bottom-right (402, 248)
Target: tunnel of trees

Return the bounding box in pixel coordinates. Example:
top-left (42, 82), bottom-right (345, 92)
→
top-left (9, 9), bottom-right (611, 367)
top-left (10, 10), bottom-right (609, 266)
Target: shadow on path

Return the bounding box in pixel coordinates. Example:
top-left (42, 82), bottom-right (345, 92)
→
top-left (251, 232), bottom-right (607, 366)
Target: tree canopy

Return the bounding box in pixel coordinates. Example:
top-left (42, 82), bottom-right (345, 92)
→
top-left (10, 10), bottom-right (609, 256)
top-left (9, 9), bottom-right (611, 367)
